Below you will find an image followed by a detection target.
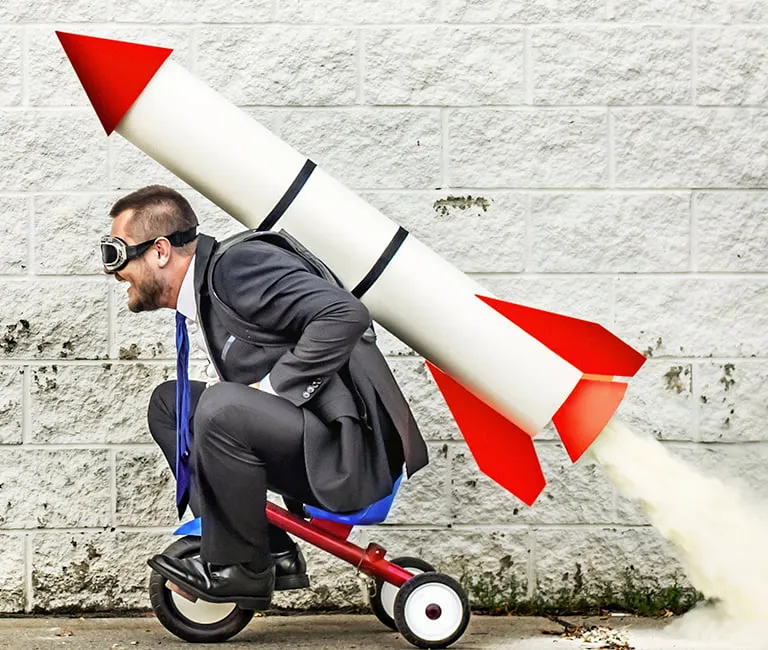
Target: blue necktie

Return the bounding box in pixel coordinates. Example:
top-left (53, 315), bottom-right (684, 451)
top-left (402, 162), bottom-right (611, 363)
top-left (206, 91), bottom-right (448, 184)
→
top-left (175, 312), bottom-right (192, 518)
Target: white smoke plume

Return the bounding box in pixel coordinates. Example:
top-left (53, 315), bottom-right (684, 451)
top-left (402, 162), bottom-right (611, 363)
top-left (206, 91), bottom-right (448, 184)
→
top-left (589, 419), bottom-right (768, 648)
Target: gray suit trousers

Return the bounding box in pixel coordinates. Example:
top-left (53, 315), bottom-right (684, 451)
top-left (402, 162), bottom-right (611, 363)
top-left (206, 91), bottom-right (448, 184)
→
top-left (147, 380), bottom-right (325, 565)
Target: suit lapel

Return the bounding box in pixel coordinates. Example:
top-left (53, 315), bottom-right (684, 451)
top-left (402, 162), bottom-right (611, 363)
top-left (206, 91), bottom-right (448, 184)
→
top-left (192, 234), bottom-right (223, 378)
top-left (194, 233), bottom-right (217, 301)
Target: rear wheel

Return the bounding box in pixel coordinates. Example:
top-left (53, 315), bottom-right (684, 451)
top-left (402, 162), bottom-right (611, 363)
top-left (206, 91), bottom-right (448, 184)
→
top-left (148, 536), bottom-right (255, 643)
top-left (369, 556), bottom-right (435, 631)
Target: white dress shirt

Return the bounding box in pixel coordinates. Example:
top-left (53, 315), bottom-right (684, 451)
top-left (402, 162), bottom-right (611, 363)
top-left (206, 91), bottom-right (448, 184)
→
top-left (176, 254), bottom-right (275, 394)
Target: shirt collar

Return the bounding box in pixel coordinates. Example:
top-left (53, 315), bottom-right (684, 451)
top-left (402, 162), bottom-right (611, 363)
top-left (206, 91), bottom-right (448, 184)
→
top-left (176, 254), bottom-right (197, 321)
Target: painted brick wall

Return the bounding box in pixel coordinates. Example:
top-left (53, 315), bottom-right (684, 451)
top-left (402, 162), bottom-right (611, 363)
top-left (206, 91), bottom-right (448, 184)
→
top-left (1, 0), bottom-right (767, 612)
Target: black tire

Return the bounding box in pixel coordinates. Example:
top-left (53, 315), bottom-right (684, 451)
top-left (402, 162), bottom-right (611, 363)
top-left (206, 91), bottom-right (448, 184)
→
top-left (148, 536), bottom-right (255, 643)
top-left (393, 572), bottom-right (470, 649)
top-left (369, 557), bottom-right (435, 631)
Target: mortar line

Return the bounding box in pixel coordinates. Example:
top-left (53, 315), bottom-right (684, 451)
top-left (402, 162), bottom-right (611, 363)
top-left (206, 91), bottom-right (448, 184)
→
top-left (0, 517), bottom-right (729, 534)
top-left (524, 193), bottom-right (533, 272)
top-left (3, 526), bottom-right (174, 535)
top-left (106, 0), bottom-right (114, 20)
top-left (610, 486), bottom-right (620, 525)
top-left (0, 359), bottom-right (175, 367)
top-left (449, 522), bottom-right (654, 531)
top-left (272, 0), bottom-right (280, 21)
top-left (115, 526), bottom-right (178, 534)
top-left (1, 354), bottom-right (767, 367)
top-left (20, 20), bottom-right (768, 27)
top-left (440, 108), bottom-right (449, 188)
top-left (24, 534), bottom-right (32, 613)
top-left (41, 20), bottom-right (768, 27)
top-left (690, 188), bottom-right (699, 274)
top-left (523, 28), bottom-right (533, 105)
top-left (607, 109), bottom-right (615, 186)
top-left (5, 187), bottom-right (768, 197)
top-left (605, 0), bottom-right (614, 20)
top-left (691, 27), bottom-right (698, 105)
top-left (663, 439), bottom-right (768, 448)
top-left (107, 283), bottom-right (116, 359)
top-left (20, 26), bottom-right (29, 107)
top-left (26, 196), bottom-right (33, 276)
top-left (107, 137), bottom-right (114, 192)
top-left (356, 29), bottom-right (365, 105)
top-left (0, 443), bottom-right (157, 451)
top-left (470, 270), bottom-right (768, 279)
top-left (0, 274), bottom-right (115, 280)
top-left (527, 529), bottom-right (536, 599)
top-left (444, 443), bottom-right (454, 528)
top-left (21, 365), bottom-right (31, 445)
top-left (7, 267), bottom-right (768, 282)
top-left (691, 360), bottom-right (702, 443)
top-left (13, 102), bottom-right (768, 111)
top-left (352, 524), bottom-right (455, 533)
top-left (109, 448), bottom-right (117, 527)
top-left (188, 23), bottom-right (199, 74)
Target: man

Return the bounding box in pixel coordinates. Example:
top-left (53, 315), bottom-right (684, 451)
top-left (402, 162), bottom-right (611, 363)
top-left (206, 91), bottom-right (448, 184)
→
top-left (102, 185), bottom-right (428, 610)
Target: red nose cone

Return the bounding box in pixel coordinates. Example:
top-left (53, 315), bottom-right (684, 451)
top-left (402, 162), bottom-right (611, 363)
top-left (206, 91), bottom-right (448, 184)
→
top-left (56, 31), bottom-right (173, 135)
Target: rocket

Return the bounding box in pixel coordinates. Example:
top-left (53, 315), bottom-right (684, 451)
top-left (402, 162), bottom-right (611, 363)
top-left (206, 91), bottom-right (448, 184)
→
top-left (57, 32), bottom-right (646, 506)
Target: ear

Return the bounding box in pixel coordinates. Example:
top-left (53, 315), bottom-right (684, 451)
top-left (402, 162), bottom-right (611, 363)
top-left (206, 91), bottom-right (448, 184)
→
top-left (154, 237), bottom-right (173, 268)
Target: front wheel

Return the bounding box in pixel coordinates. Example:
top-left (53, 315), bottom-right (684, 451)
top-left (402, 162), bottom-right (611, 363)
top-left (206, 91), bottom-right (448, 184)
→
top-left (148, 536), bottom-right (255, 643)
top-left (393, 573), bottom-right (470, 649)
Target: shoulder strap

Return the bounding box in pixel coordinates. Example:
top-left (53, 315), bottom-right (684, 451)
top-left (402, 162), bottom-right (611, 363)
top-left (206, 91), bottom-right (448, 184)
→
top-left (206, 229), bottom-right (361, 344)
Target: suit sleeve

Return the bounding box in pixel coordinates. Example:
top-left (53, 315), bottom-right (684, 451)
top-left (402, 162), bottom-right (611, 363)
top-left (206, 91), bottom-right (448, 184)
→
top-left (214, 241), bottom-right (371, 407)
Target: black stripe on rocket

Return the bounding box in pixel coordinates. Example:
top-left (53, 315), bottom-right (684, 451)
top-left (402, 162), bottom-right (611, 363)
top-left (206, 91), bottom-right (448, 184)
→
top-left (257, 159), bottom-right (317, 232)
top-left (351, 226), bottom-right (408, 298)
top-left (257, 158), bottom-right (409, 300)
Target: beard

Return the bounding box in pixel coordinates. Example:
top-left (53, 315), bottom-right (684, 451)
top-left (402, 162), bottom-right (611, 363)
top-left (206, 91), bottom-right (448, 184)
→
top-left (127, 265), bottom-right (165, 313)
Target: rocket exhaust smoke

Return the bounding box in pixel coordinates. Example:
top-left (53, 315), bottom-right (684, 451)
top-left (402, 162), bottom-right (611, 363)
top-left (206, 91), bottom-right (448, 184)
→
top-left (589, 419), bottom-right (768, 646)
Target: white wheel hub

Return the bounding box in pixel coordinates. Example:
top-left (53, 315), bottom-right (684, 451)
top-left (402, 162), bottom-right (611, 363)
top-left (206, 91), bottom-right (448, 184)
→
top-left (402, 581), bottom-right (464, 642)
top-left (170, 591), bottom-right (237, 625)
top-left (380, 567), bottom-right (426, 620)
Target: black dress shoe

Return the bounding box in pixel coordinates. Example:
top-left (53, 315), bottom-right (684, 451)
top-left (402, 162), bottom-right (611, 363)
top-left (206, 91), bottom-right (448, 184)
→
top-left (272, 545), bottom-right (309, 591)
top-left (148, 554), bottom-right (274, 610)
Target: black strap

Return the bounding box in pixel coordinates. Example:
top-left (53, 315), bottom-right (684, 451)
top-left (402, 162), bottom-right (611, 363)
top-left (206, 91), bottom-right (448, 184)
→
top-left (352, 227), bottom-right (409, 299)
top-left (166, 226), bottom-right (198, 247)
top-left (258, 159), bottom-right (317, 231)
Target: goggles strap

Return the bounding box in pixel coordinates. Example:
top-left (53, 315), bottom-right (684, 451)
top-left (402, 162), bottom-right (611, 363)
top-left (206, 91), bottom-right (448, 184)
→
top-left (165, 226), bottom-right (198, 247)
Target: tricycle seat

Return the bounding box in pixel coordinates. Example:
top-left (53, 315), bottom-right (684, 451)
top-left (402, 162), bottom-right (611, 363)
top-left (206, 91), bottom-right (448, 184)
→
top-left (304, 475), bottom-right (402, 526)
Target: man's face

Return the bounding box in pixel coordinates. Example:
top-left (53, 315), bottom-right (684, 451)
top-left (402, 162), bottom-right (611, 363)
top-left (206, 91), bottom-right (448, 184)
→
top-left (110, 210), bottom-right (165, 313)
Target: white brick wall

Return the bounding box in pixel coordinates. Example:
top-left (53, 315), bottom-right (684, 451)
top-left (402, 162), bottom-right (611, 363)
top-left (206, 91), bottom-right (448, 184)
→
top-left (1, 0), bottom-right (767, 613)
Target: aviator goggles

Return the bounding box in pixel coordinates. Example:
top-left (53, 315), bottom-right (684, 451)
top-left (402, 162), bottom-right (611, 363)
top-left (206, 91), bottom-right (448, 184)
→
top-left (100, 226), bottom-right (198, 274)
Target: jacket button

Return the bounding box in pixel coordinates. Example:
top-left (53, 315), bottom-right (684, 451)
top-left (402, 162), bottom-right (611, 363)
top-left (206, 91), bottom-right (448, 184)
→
top-left (307, 386), bottom-right (315, 394)
top-left (302, 391), bottom-right (310, 399)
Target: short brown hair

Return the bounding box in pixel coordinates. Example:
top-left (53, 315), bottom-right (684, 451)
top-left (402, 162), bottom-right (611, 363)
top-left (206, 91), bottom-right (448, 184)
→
top-left (110, 185), bottom-right (198, 246)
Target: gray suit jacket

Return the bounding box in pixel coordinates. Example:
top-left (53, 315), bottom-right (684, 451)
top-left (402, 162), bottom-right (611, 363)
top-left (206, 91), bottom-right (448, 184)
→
top-left (193, 233), bottom-right (428, 512)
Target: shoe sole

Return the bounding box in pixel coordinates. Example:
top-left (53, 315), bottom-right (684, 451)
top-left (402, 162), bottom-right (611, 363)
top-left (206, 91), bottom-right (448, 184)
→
top-left (275, 573), bottom-right (310, 591)
top-left (147, 558), bottom-right (272, 611)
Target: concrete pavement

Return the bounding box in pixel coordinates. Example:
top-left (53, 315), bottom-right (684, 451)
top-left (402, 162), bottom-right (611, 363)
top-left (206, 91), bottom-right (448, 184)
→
top-left (0, 614), bottom-right (760, 650)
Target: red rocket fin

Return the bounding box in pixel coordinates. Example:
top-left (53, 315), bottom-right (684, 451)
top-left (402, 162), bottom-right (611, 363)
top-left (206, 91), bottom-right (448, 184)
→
top-left (56, 32), bottom-right (172, 135)
top-left (426, 361), bottom-right (546, 506)
top-left (553, 378), bottom-right (627, 462)
top-left (477, 295), bottom-right (646, 378)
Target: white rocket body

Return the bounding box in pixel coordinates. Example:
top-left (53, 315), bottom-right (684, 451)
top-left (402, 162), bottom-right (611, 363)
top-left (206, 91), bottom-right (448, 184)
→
top-left (59, 31), bottom-right (647, 504)
top-left (119, 60), bottom-right (581, 436)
